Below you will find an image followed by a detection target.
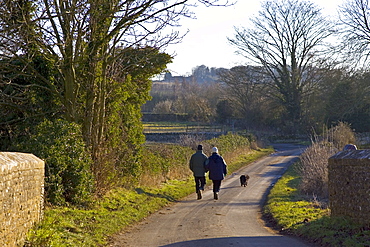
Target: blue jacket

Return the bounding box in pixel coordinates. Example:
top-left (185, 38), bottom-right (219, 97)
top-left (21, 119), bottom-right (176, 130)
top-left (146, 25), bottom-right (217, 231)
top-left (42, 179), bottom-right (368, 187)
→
top-left (205, 153), bottom-right (227, 180)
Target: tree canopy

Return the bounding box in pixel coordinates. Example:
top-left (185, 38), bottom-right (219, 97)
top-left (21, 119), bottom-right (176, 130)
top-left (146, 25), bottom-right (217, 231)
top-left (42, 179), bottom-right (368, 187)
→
top-left (228, 0), bottom-right (334, 130)
top-left (0, 0), bottom-right (230, 200)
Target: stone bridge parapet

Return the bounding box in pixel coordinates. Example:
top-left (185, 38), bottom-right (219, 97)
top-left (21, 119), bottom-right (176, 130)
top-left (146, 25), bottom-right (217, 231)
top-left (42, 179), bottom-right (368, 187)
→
top-left (0, 152), bottom-right (44, 247)
top-left (328, 150), bottom-right (370, 225)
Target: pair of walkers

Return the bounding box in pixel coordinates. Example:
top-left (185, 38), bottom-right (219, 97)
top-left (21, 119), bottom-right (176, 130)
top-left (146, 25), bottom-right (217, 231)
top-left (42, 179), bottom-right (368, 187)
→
top-left (189, 145), bottom-right (227, 200)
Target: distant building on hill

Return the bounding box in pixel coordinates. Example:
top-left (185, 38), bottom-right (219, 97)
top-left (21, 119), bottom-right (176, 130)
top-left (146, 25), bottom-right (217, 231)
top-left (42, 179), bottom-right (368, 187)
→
top-left (159, 65), bottom-right (227, 84)
top-left (162, 72), bottom-right (194, 83)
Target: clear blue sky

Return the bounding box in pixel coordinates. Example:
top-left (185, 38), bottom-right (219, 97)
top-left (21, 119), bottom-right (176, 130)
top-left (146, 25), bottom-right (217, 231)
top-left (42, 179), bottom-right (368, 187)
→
top-left (165, 0), bottom-right (343, 76)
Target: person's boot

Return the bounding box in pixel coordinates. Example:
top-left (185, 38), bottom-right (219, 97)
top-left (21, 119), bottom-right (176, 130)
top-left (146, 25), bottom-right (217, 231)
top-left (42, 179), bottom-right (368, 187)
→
top-left (197, 191), bottom-right (202, 200)
top-left (213, 192), bottom-right (218, 200)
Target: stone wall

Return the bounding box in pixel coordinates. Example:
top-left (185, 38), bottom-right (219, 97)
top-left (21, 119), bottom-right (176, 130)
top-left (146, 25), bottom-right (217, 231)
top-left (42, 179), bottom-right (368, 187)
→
top-left (0, 152), bottom-right (44, 247)
top-left (328, 150), bottom-right (370, 225)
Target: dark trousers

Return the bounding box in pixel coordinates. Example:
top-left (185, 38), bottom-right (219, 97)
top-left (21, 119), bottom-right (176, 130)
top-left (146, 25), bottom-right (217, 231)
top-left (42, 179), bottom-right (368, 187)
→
top-left (194, 176), bottom-right (206, 192)
top-left (212, 180), bottom-right (222, 193)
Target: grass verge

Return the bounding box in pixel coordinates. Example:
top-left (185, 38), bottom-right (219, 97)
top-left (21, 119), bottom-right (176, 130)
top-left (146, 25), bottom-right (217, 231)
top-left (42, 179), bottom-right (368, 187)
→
top-left (264, 162), bottom-right (370, 247)
top-left (25, 179), bottom-right (195, 246)
top-left (26, 147), bottom-right (273, 247)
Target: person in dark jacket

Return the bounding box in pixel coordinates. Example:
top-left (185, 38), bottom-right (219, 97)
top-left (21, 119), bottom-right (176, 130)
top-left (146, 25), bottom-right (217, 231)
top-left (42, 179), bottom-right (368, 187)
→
top-left (189, 144), bottom-right (208, 200)
top-left (205, 147), bottom-right (227, 200)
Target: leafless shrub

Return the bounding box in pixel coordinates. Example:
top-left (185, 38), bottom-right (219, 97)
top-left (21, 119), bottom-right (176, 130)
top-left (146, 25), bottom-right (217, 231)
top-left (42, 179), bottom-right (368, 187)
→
top-left (298, 122), bottom-right (356, 199)
top-left (152, 100), bottom-right (173, 114)
top-left (326, 122), bottom-right (357, 149)
top-left (298, 141), bottom-right (337, 198)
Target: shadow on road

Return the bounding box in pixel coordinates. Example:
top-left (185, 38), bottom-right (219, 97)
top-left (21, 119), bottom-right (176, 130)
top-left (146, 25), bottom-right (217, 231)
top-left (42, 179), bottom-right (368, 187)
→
top-left (160, 235), bottom-right (308, 247)
top-left (135, 188), bottom-right (178, 202)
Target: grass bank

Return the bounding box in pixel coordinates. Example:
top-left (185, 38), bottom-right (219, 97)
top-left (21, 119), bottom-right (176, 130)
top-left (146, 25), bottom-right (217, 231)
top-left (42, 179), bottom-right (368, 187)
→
top-left (264, 162), bottom-right (370, 247)
top-left (26, 136), bottom-right (273, 246)
top-left (25, 180), bottom-right (195, 246)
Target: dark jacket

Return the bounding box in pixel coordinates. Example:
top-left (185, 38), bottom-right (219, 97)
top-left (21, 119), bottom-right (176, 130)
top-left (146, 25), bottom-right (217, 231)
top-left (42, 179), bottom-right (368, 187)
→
top-left (189, 150), bottom-right (208, 177)
top-left (205, 153), bottom-right (227, 180)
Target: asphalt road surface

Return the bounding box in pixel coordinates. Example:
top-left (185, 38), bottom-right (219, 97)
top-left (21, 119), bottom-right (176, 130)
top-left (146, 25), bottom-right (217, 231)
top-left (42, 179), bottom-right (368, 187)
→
top-left (110, 144), bottom-right (315, 247)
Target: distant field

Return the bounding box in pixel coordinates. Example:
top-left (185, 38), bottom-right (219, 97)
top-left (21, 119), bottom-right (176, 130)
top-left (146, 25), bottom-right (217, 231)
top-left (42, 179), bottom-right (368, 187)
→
top-left (143, 122), bottom-right (224, 133)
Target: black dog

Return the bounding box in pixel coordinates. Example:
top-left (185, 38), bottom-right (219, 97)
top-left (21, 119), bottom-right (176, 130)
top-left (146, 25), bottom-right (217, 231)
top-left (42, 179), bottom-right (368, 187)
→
top-left (240, 174), bottom-right (250, 187)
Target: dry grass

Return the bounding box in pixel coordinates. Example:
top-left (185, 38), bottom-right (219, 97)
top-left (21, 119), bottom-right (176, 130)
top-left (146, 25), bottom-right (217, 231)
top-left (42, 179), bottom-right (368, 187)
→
top-left (221, 146), bottom-right (251, 165)
top-left (326, 122), bottom-right (357, 149)
top-left (297, 122), bottom-right (356, 199)
top-left (298, 141), bottom-right (337, 198)
top-left (139, 133), bottom-right (256, 188)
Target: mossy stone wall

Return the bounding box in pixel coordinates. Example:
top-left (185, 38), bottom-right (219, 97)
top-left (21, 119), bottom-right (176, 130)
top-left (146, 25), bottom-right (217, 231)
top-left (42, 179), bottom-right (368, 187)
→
top-left (328, 150), bottom-right (370, 225)
top-left (0, 152), bottom-right (44, 247)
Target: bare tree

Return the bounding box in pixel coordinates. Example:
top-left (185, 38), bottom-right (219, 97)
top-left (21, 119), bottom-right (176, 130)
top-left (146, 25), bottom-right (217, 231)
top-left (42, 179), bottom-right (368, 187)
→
top-left (228, 0), bottom-right (334, 131)
top-left (339, 0), bottom-right (370, 65)
top-left (218, 65), bottom-right (271, 126)
top-left (337, 0), bottom-right (370, 132)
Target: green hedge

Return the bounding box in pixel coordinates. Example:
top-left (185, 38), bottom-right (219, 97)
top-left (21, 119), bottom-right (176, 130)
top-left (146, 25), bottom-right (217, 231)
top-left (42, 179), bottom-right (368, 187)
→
top-left (18, 119), bottom-right (94, 206)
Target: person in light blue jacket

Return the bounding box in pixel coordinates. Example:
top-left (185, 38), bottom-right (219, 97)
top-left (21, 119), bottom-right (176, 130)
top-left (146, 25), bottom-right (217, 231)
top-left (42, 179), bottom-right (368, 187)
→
top-left (205, 147), bottom-right (227, 200)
